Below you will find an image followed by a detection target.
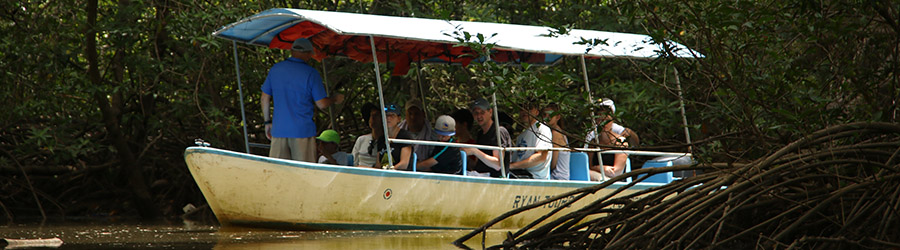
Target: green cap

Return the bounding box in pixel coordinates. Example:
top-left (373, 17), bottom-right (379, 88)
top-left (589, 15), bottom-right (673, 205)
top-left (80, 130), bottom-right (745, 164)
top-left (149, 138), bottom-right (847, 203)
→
top-left (316, 129), bottom-right (340, 143)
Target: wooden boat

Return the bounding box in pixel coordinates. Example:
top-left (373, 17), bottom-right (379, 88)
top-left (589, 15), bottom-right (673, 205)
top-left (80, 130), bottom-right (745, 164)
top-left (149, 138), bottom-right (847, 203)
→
top-left (185, 147), bottom-right (666, 230)
top-left (189, 8), bottom-right (700, 230)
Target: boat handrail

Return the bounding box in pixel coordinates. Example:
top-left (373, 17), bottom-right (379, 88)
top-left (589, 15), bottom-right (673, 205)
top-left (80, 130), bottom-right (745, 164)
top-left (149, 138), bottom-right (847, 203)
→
top-left (389, 138), bottom-right (691, 157)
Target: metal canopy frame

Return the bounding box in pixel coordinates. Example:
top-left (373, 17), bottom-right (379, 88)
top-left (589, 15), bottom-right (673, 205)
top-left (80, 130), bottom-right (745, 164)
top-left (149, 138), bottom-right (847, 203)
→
top-left (222, 8), bottom-right (698, 178)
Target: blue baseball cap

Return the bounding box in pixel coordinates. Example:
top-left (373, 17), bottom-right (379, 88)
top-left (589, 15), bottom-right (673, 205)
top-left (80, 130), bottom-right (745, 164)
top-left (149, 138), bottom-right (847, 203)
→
top-left (384, 103), bottom-right (402, 115)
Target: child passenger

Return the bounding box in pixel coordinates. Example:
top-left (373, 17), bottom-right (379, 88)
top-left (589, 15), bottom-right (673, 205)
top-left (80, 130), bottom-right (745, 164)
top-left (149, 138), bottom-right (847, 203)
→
top-left (416, 115), bottom-right (462, 174)
top-left (316, 129), bottom-right (352, 166)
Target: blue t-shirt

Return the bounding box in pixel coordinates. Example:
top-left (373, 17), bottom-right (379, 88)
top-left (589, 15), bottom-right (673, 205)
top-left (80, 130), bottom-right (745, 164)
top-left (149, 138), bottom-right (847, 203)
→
top-left (261, 57), bottom-right (327, 138)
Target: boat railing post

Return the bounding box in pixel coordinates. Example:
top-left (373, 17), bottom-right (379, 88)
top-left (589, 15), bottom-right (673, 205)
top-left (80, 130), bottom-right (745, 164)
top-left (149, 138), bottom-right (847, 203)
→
top-left (580, 55), bottom-right (606, 181)
top-left (484, 52), bottom-right (507, 178)
top-left (490, 86), bottom-right (507, 178)
top-left (674, 67), bottom-right (692, 152)
top-left (233, 40), bottom-right (250, 153)
top-left (369, 35), bottom-right (394, 167)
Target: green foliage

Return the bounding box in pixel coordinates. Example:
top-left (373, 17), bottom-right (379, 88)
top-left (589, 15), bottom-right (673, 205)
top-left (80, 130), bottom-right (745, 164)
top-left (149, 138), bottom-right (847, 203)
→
top-left (609, 0), bottom-right (898, 160)
top-left (1, 0), bottom-right (896, 219)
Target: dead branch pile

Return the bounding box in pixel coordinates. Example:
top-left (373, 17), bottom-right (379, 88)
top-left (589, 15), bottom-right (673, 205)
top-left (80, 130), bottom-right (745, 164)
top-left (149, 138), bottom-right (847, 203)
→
top-left (455, 122), bottom-right (900, 249)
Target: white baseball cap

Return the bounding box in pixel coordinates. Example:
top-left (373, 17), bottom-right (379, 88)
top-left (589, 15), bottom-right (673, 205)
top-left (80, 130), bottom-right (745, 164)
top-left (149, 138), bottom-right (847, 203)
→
top-left (433, 115), bottom-right (456, 136)
top-left (598, 98), bottom-right (616, 113)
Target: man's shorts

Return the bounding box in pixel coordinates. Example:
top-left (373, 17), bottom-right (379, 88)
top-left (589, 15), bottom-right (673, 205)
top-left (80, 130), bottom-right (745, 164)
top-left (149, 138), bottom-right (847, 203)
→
top-left (269, 137), bottom-right (316, 162)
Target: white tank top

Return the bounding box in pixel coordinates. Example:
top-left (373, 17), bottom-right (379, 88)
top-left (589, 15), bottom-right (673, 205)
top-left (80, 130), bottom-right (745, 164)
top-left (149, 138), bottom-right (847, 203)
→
top-left (552, 137), bottom-right (570, 180)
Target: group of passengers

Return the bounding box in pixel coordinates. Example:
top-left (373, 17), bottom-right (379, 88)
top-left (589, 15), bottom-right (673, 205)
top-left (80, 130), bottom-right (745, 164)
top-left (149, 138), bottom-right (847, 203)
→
top-left (336, 97), bottom-right (638, 182)
top-left (260, 38), bottom-right (637, 182)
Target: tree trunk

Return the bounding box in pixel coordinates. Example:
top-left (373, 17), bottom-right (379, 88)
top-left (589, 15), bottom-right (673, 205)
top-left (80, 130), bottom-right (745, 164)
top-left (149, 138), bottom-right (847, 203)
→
top-left (85, 0), bottom-right (160, 220)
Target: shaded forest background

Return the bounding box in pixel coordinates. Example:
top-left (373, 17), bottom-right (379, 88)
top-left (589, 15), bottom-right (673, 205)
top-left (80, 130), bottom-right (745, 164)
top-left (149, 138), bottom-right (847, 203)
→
top-left (1, 0), bottom-right (897, 222)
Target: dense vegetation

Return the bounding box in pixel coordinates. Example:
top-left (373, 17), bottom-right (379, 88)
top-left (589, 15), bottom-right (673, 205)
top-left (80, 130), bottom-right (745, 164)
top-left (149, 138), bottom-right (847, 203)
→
top-left (1, 0), bottom-right (897, 232)
top-left (456, 122), bottom-right (900, 248)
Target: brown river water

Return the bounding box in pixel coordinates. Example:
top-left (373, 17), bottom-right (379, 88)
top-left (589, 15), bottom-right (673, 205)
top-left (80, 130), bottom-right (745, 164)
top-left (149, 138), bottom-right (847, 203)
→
top-left (0, 222), bottom-right (506, 249)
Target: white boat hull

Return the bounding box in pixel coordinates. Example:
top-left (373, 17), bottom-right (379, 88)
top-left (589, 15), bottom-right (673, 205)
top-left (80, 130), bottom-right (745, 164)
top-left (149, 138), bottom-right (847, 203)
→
top-left (184, 147), bottom-right (657, 230)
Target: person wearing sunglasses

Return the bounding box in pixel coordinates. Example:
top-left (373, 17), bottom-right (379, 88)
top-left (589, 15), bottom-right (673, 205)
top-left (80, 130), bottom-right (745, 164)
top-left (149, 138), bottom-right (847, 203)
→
top-left (584, 98), bottom-right (640, 148)
top-left (369, 104), bottom-right (415, 170)
top-left (352, 103), bottom-right (379, 168)
top-left (585, 101), bottom-right (629, 180)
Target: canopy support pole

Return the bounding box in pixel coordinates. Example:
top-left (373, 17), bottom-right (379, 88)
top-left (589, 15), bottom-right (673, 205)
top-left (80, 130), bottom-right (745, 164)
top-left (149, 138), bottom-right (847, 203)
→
top-left (415, 60), bottom-right (430, 123)
top-left (483, 55), bottom-right (507, 178)
top-left (321, 58), bottom-right (337, 130)
top-left (674, 67), bottom-right (692, 152)
top-left (370, 36), bottom-right (394, 167)
top-left (580, 55), bottom-right (606, 181)
top-left (233, 41), bottom-right (250, 153)
top-left (490, 82), bottom-right (507, 178)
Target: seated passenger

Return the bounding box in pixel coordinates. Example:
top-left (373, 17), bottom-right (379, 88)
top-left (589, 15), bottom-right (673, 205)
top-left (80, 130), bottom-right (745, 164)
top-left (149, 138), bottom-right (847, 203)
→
top-left (416, 115), bottom-right (462, 174)
top-left (450, 109), bottom-right (475, 144)
top-left (587, 98), bottom-right (640, 147)
top-left (450, 109), bottom-right (476, 168)
top-left (544, 103), bottom-right (570, 180)
top-left (586, 104), bottom-right (629, 181)
top-left (371, 104), bottom-right (415, 170)
top-left (352, 104), bottom-right (379, 168)
top-left (316, 129), bottom-right (351, 166)
top-left (507, 101), bottom-right (553, 179)
top-left (461, 98), bottom-right (511, 177)
top-left (398, 99), bottom-right (437, 161)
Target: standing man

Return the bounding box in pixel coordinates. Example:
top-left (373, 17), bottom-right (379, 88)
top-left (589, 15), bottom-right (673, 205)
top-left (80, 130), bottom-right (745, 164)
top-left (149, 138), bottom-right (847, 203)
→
top-left (261, 38), bottom-right (342, 162)
top-left (461, 98), bottom-right (511, 177)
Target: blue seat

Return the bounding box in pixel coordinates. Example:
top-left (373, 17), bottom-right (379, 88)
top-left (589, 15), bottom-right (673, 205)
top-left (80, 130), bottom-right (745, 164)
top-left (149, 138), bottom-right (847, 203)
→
top-left (622, 157), bottom-right (632, 183)
top-left (346, 154), bottom-right (354, 166)
top-left (411, 153), bottom-right (417, 172)
top-left (639, 159), bottom-right (675, 183)
top-left (569, 152), bottom-right (590, 181)
top-left (460, 150), bottom-right (468, 176)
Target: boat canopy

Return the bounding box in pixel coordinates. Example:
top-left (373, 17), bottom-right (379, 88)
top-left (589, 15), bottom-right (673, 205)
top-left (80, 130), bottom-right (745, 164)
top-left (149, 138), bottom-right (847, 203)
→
top-left (213, 8), bottom-right (702, 75)
top-left (215, 8), bottom-right (698, 167)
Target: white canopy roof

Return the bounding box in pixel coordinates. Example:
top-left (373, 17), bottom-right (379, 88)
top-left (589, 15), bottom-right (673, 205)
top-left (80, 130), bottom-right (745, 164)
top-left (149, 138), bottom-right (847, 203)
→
top-left (213, 8), bottom-right (703, 60)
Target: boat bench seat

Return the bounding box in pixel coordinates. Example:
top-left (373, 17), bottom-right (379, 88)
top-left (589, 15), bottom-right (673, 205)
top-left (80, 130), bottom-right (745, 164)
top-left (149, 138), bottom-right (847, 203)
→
top-left (569, 152), bottom-right (590, 181)
top-left (638, 155), bottom-right (692, 183)
top-left (569, 152), bottom-right (632, 182)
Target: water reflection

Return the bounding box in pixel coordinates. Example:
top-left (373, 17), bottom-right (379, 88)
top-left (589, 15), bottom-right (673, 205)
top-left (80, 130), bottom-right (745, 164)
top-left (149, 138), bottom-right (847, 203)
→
top-left (0, 223), bottom-right (504, 249)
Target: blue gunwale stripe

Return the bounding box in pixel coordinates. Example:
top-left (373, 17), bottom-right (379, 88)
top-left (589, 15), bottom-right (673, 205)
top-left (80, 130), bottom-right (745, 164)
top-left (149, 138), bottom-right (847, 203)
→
top-left (185, 147), bottom-right (662, 190)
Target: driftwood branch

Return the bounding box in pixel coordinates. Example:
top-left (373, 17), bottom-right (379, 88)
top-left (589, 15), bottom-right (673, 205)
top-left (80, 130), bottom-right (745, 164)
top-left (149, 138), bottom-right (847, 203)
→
top-left (458, 122), bottom-right (900, 249)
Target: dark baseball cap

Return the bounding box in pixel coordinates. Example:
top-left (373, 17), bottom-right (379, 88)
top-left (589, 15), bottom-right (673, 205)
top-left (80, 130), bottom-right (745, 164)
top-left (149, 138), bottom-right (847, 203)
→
top-left (469, 97), bottom-right (492, 111)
